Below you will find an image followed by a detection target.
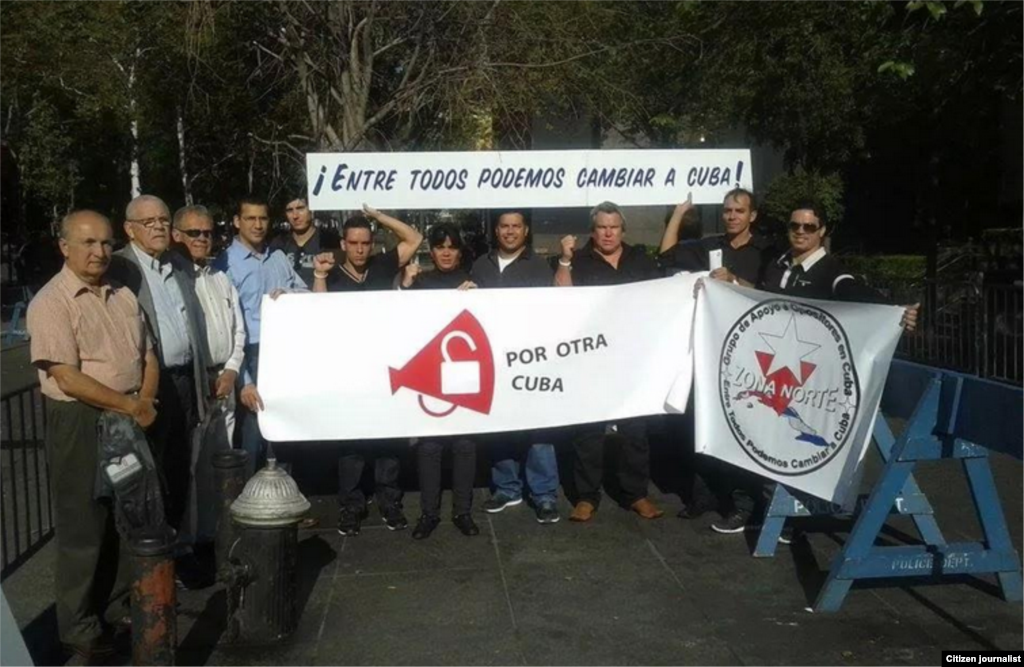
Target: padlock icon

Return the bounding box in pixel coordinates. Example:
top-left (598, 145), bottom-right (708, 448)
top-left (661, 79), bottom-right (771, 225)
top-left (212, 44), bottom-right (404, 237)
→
top-left (440, 330), bottom-right (480, 396)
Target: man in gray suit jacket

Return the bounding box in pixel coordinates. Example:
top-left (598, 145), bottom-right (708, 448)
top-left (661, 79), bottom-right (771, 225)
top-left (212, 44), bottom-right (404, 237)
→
top-left (108, 195), bottom-right (213, 559)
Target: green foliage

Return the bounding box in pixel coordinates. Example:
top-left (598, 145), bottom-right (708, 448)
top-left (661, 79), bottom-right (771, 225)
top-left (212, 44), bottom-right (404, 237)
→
top-left (761, 171), bottom-right (845, 231)
top-left (840, 255), bottom-right (927, 283)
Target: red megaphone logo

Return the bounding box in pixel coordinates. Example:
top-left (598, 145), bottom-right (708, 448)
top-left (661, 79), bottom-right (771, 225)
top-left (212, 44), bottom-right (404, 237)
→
top-left (388, 310), bottom-right (495, 417)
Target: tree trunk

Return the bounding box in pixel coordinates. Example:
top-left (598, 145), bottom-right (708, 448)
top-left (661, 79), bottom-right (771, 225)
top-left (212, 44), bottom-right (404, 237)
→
top-left (176, 105), bottom-right (192, 205)
top-left (127, 48), bottom-right (142, 199)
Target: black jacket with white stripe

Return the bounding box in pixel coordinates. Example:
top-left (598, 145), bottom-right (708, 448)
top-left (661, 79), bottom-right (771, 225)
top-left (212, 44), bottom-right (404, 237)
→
top-left (760, 247), bottom-right (888, 304)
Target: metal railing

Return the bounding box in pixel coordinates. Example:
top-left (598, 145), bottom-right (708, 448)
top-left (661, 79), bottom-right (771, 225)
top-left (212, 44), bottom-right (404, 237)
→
top-left (878, 279), bottom-right (1023, 385)
top-left (0, 382), bottom-right (53, 579)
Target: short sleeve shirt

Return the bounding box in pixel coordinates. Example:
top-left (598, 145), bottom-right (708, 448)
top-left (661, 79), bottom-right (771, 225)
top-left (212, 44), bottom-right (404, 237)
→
top-left (326, 247), bottom-right (401, 292)
top-left (28, 265), bottom-right (151, 401)
top-left (571, 242), bottom-right (660, 286)
top-left (659, 233), bottom-right (775, 285)
top-left (270, 228), bottom-right (341, 286)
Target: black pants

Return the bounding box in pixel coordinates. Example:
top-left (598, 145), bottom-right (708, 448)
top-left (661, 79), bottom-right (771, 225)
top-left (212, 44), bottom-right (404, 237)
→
top-left (417, 438), bottom-right (475, 518)
top-left (45, 399), bottom-right (131, 646)
top-left (337, 443), bottom-right (402, 512)
top-left (150, 365), bottom-right (198, 533)
top-left (573, 417), bottom-right (650, 508)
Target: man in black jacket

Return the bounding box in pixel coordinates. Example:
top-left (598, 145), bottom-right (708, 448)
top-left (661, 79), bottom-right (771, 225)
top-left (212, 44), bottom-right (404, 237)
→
top-left (108, 195), bottom-right (213, 537)
top-left (471, 210), bottom-right (561, 524)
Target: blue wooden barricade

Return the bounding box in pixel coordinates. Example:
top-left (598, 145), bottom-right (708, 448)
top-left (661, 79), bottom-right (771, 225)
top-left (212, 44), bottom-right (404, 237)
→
top-left (754, 359), bottom-right (1023, 612)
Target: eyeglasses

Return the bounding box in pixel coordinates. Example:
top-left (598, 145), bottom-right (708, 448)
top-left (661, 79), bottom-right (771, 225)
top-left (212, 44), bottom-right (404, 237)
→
top-left (788, 221), bottom-right (821, 234)
top-left (180, 229), bottom-right (213, 239)
top-left (129, 216), bottom-right (171, 229)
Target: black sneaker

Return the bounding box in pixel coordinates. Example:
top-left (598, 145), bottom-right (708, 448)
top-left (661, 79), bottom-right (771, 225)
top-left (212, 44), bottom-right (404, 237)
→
top-left (412, 515), bottom-right (440, 540)
top-left (382, 505), bottom-right (409, 531)
top-left (777, 524), bottom-right (797, 545)
top-left (711, 510), bottom-right (754, 534)
top-left (483, 494), bottom-right (523, 513)
top-left (535, 501), bottom-right (560, 524)
top-left (676, 501), bottom-right (713, 520)
top-left (452, 513), bottom-right (480, 536)
top-left (338, 507), bottom-right (363, 536)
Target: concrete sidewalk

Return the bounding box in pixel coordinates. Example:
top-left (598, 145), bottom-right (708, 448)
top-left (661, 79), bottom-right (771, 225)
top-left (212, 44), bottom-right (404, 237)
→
top-left (4, 449), bottom-right (1022, 666)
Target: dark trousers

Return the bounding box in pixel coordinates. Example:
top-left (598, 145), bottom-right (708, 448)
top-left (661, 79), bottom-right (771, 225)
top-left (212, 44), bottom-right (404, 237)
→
top-left (417, 438), bottom-right (475, 518)
top-left (150, 365), bottom-right (198, 533)
top-left (707, 463), bottom-right (768, 516)
top-left (238, 344), bottom-right (266, 477)
top-left (573, 417), bottom-right (650, 508)
top-left (45, 399), bottom-right (131, 646)
top-left (337, 443), bottom-right (402, 512)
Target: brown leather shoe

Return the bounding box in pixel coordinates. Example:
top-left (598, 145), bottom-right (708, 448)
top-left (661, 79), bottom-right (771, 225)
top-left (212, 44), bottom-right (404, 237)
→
top-left (631, 497), bottom-right (665, 519)
top-left (569, 501), bottom-right (596, 522)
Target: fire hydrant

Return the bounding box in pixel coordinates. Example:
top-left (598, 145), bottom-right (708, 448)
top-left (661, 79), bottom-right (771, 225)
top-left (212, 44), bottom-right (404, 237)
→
top-left (221, 456), bottom-right (310, 644)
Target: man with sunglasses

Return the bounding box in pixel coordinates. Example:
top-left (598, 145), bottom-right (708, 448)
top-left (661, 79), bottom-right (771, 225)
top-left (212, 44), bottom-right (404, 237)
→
top-left (109, 194), bottom-right (214, 583)
top-left (763, 201), bottom-right (920, 321)
top-left (705, 200), bottom-right (920, 537)
top-left (172, 206), bottom-right (245, 443)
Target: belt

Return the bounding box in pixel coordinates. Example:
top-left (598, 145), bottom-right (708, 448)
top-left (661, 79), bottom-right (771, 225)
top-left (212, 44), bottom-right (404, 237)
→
top-left (208, 363), bottom-right (226, 373)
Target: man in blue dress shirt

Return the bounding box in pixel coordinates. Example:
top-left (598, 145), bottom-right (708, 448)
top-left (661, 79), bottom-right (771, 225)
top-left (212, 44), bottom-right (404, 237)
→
top-left (214, 195), bottom-right (307, 475)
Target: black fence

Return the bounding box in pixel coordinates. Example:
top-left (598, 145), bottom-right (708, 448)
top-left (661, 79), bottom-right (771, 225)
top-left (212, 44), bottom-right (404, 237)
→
top-left (0, 383), bottom-right (53, 579)
top-left (879, 280), bottom-right (1023, 385)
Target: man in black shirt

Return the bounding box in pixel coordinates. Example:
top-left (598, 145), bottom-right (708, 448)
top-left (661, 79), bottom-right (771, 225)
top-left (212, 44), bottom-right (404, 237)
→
top-left (704, 199), bottom-right (919, 536)
top-left (269, 197), bottom-right (340, 286)
top-left (401, 224), bottom-right (481, 540)
top-left (555, 201), bottom-right (665, 522)
top-left (660, 188), bottom-right (777, 529)
top-left (312, 204), bottom-right (423, 536)
top-left (760, 201), bottom-right (919, 324)
top-left (470, 210), bottom-right (562, 524)
top-left (312, 204), bottom-right (421, 292)
top-left (659, 188), bottom-right (776, 286)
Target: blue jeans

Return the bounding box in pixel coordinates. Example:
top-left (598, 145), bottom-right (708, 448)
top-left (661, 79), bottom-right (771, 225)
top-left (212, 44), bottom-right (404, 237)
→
top-left (491, 442), bottom-right (558, 505)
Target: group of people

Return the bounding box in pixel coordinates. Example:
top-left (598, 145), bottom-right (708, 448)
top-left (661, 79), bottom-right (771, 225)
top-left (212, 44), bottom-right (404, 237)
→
top-left (26, 187), bottom-right (918, 659)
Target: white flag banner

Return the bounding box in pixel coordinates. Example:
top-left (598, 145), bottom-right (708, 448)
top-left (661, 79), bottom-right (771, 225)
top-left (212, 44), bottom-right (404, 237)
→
top-left (257, 274), bottom-right (701, 441)
top-left (694, 280), bottom-right (904, 505)
top-left (305, 149), bottom-right (752, 210)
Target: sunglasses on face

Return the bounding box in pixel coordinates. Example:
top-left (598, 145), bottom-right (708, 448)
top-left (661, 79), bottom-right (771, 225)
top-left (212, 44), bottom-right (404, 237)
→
top-left (788, 221), bottom-right (821, 234)
top-left (180, 229), bottom-right (213, 239)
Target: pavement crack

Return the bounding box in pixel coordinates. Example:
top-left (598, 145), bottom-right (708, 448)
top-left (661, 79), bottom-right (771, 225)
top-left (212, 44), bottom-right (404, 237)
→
top-left (487, 514), bottom-right (519, 631)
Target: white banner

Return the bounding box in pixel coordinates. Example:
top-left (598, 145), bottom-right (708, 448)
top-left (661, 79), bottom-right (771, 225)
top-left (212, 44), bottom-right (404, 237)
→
top-left (257, 274), bottom-right (701, 441)
top-left (305, 149), bottom-right (752, 210)
top-left (694, 281), bottom-right (903, 505)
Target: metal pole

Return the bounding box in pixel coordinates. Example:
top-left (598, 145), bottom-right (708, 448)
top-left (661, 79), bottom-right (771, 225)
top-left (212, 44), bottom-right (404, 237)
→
top-left (130, 526), bottom-right (177, 666)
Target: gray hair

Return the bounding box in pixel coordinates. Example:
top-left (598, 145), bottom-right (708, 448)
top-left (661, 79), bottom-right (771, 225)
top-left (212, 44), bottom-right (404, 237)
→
top-left (60, 210), bottom-right (112, 239)
top-left (173, 204), bottom-right (213, 229)
top-left (125, 194), bottom-right (170, 221)
top-left (589, 201), bottom-right (626, 231)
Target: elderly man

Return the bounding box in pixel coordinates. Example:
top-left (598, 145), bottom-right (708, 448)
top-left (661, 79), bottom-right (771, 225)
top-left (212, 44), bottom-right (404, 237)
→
top-left (214, 195), bottom-right (307, 476)
top-left (108, 194), bottom-right (212, 584)
top-left (28, 210), bottom-right (159, 659)
top-left (555, 201), bottom-right (665, 522)
top-left (172, 205), bottom-right (245, 441)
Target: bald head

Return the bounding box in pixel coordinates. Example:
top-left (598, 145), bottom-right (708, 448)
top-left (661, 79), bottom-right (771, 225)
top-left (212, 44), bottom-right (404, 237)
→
top-left (61, 210), bottom-right (112, 240)
top-left (59, 209), bottom-right (114, 284)
top-left (125, 195), bottom-right (170, 222)
top-left (124, 195), bottom-right (172, 257)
